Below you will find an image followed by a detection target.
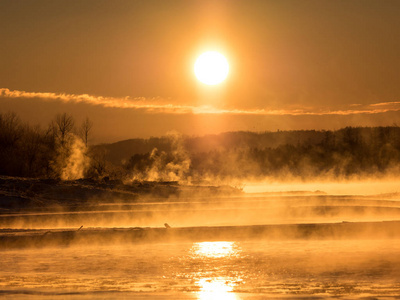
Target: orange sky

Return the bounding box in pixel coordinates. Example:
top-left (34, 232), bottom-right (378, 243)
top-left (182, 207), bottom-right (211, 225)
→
top-left (1, 0), bottom-right (400, 143)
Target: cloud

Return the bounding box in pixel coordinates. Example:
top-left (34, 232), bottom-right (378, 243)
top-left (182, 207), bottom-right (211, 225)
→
top-left (0, 88), bottom-right (192, 113)
top-left (1, 88), bottom-right (400, 117)
top-left (369, 101), bottom-right (400, 107)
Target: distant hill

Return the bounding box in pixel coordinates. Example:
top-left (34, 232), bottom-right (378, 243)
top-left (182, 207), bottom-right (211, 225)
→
top-left (93, 137), bottom-right (172, 165)
top-left (93, 130), bottom-right (328, 166)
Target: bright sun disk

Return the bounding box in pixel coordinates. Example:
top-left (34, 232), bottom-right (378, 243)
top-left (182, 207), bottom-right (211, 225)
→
top-left (194, 51), bottom-right (229, 85)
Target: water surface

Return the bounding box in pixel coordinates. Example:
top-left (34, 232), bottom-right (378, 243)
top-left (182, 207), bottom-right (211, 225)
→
top-left (1, 239), bottom-right (400, 299)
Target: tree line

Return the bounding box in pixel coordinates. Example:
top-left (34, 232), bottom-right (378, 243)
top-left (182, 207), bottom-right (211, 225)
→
top-left (124, 127), bottom-right (400, 181)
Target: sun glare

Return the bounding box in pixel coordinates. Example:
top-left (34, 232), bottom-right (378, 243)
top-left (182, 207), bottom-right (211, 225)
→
top-left (192, 241), bottom-right (235, 258)
top-left (194, 51), bottom-right (229, 85)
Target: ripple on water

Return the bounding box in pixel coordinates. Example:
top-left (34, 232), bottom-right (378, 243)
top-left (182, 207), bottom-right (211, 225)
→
top-left (1, 240), bottom-right (400, 298)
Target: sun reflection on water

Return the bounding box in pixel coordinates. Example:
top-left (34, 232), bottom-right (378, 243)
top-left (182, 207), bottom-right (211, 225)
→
top-left (192, 241), bottom-right (236, 258)
top-left (189, 242), bottom-right (241, 299)
top-left (197, 277), bottom-right (238, 300)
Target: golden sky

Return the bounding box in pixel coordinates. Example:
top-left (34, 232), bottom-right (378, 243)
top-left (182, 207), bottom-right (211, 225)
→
top-left (1, 0), bottom-right (400, 142)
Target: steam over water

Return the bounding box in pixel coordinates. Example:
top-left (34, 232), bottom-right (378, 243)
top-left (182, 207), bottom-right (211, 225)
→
top-left (1, 240), bottom-right (400, 299)
top-left (1, 181), bottom-right (400, 298)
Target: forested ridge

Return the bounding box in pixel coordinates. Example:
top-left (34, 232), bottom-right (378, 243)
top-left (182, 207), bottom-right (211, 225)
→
top-left (1, 111), bottom-right (400, 180)
top-left (121, 127), bottom-right (400, 180)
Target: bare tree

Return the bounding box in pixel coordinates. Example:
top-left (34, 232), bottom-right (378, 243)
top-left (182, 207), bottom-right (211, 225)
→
top-left (86, 147), bottom-right (107, 178)
top-left (53, 113), bottom-right (74, 145)
top-left (80, 117), bottom-right (93, 147)
top-left (0, 112), bottom-right (23, 147)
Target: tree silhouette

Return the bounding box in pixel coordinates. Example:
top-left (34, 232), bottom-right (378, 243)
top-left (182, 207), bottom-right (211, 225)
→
top-left (80, 117), bottom-right (93, 147)
top-left (53, 113), bottom-right (74, 146)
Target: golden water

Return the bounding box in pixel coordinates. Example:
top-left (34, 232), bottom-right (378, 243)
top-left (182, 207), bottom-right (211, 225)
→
top-left (1, 239), bottom-right (400, 299)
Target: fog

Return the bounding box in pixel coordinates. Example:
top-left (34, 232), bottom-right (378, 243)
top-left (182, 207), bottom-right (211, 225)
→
top-left (1, 176), bottom-right (400, 298)
top-left (1, 179), bottom-right (399, 230)
top-left (1, 116), bottom-right (400, 298)
top-left (2, 240), bottom-right (400, 299)
top-left (243, 178), bottom-right (400, 195)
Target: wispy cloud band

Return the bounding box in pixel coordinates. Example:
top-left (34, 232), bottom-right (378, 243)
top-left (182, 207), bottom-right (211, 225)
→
top-left (1, 88), bottom-right (399, 116)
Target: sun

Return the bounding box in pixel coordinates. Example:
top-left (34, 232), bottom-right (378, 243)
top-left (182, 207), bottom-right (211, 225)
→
top-left (194, 51), bottom-right (229, 85)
